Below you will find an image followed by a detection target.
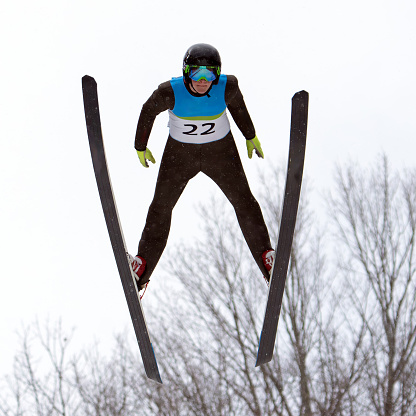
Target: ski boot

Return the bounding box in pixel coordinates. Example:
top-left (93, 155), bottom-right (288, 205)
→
top-left (127, 254), bottom-right (149, 297)
top-left (261, 249), bottom-right (275, 286)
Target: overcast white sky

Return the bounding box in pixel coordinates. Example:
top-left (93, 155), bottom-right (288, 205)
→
top-left (1, 0), bottom-right (415, 375)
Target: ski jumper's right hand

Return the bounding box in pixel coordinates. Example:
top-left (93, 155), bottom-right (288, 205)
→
top-left (137, 148), bottom-right (156, 168)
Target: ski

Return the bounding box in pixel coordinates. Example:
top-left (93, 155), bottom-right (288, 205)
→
top-left (256, 90), bottom-right (309, 367)
top-left (82, 75), bottom-right (162, 384)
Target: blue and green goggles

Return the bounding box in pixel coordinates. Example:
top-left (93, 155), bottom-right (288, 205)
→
top-left (185, 65), bottom-right (220, 82)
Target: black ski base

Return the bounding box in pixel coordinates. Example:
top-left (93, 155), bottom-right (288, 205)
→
top-left (82, 75), bottom-right (162, 383)
top-left (256, 90), bottom-right (309, 367)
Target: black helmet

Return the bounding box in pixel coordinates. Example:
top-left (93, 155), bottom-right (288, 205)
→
top-left (183, 43), bottom-right (222, 86)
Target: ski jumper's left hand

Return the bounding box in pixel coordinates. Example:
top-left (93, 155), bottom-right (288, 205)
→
top-left (246, 136), bottom-right (264, 159)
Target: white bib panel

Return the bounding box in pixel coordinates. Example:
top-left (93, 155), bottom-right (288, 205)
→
top-left (168, 110), bottom-right (231, 144)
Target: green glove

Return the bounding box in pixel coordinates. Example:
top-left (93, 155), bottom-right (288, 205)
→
top-left (246, 136), bottom-right (264, 159)
top-left (136, 148), bottom-right (156, 168)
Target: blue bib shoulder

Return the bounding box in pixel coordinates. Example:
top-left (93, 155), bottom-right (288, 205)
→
top-left (170, 75), bottom-right (228, 119)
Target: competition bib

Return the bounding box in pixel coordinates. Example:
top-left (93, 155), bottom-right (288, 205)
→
top-left (168, 110), bottom-right (230, 144)
top-left (168, 75), bottom-right (231, 144)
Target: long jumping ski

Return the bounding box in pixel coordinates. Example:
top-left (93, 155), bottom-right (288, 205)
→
top-left (256, 90), bottom-right (309, 367)
top-left (82, 75), bottom-right (162, 383)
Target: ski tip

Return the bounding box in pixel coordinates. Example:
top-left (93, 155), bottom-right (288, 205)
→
top-left (293, 90), bottom-right (309, 100)
top-left (82, 75), bottom-right (96, 87)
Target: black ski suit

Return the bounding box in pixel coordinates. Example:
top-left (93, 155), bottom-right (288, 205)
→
top-left (135, 75), bottom-right (272, 283)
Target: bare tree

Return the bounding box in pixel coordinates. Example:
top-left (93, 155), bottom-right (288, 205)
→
top-left (141, 164), bottom-right (363, 415)
top-left (0, 318), bottom-right (80, 416)
top-left (0, 322), bottom-right (152, 416)
top-left (329, 155), bottom-right (416, 416)
top-left (4, 157), bottom-right (415, 415)
top-left (72, 333), bottom-right (157, 416)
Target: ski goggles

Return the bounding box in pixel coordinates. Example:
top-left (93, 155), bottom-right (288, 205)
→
top-left (185, 65), bottom-right (220, 82)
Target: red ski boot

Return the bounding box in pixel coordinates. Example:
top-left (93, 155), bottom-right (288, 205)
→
top-left (262, 249), bottom-right (275, 285)
top-left (127, 254), bottom-right (149, 296)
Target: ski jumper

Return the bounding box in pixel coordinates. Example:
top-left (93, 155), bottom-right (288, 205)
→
top-left (135, 75), bottom-right (272, 283)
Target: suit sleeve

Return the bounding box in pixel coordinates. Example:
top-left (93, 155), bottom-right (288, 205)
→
top-left (225, 75), bottom-right (256, 140)
top-left (134, 81), bottom-right (175, 151)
